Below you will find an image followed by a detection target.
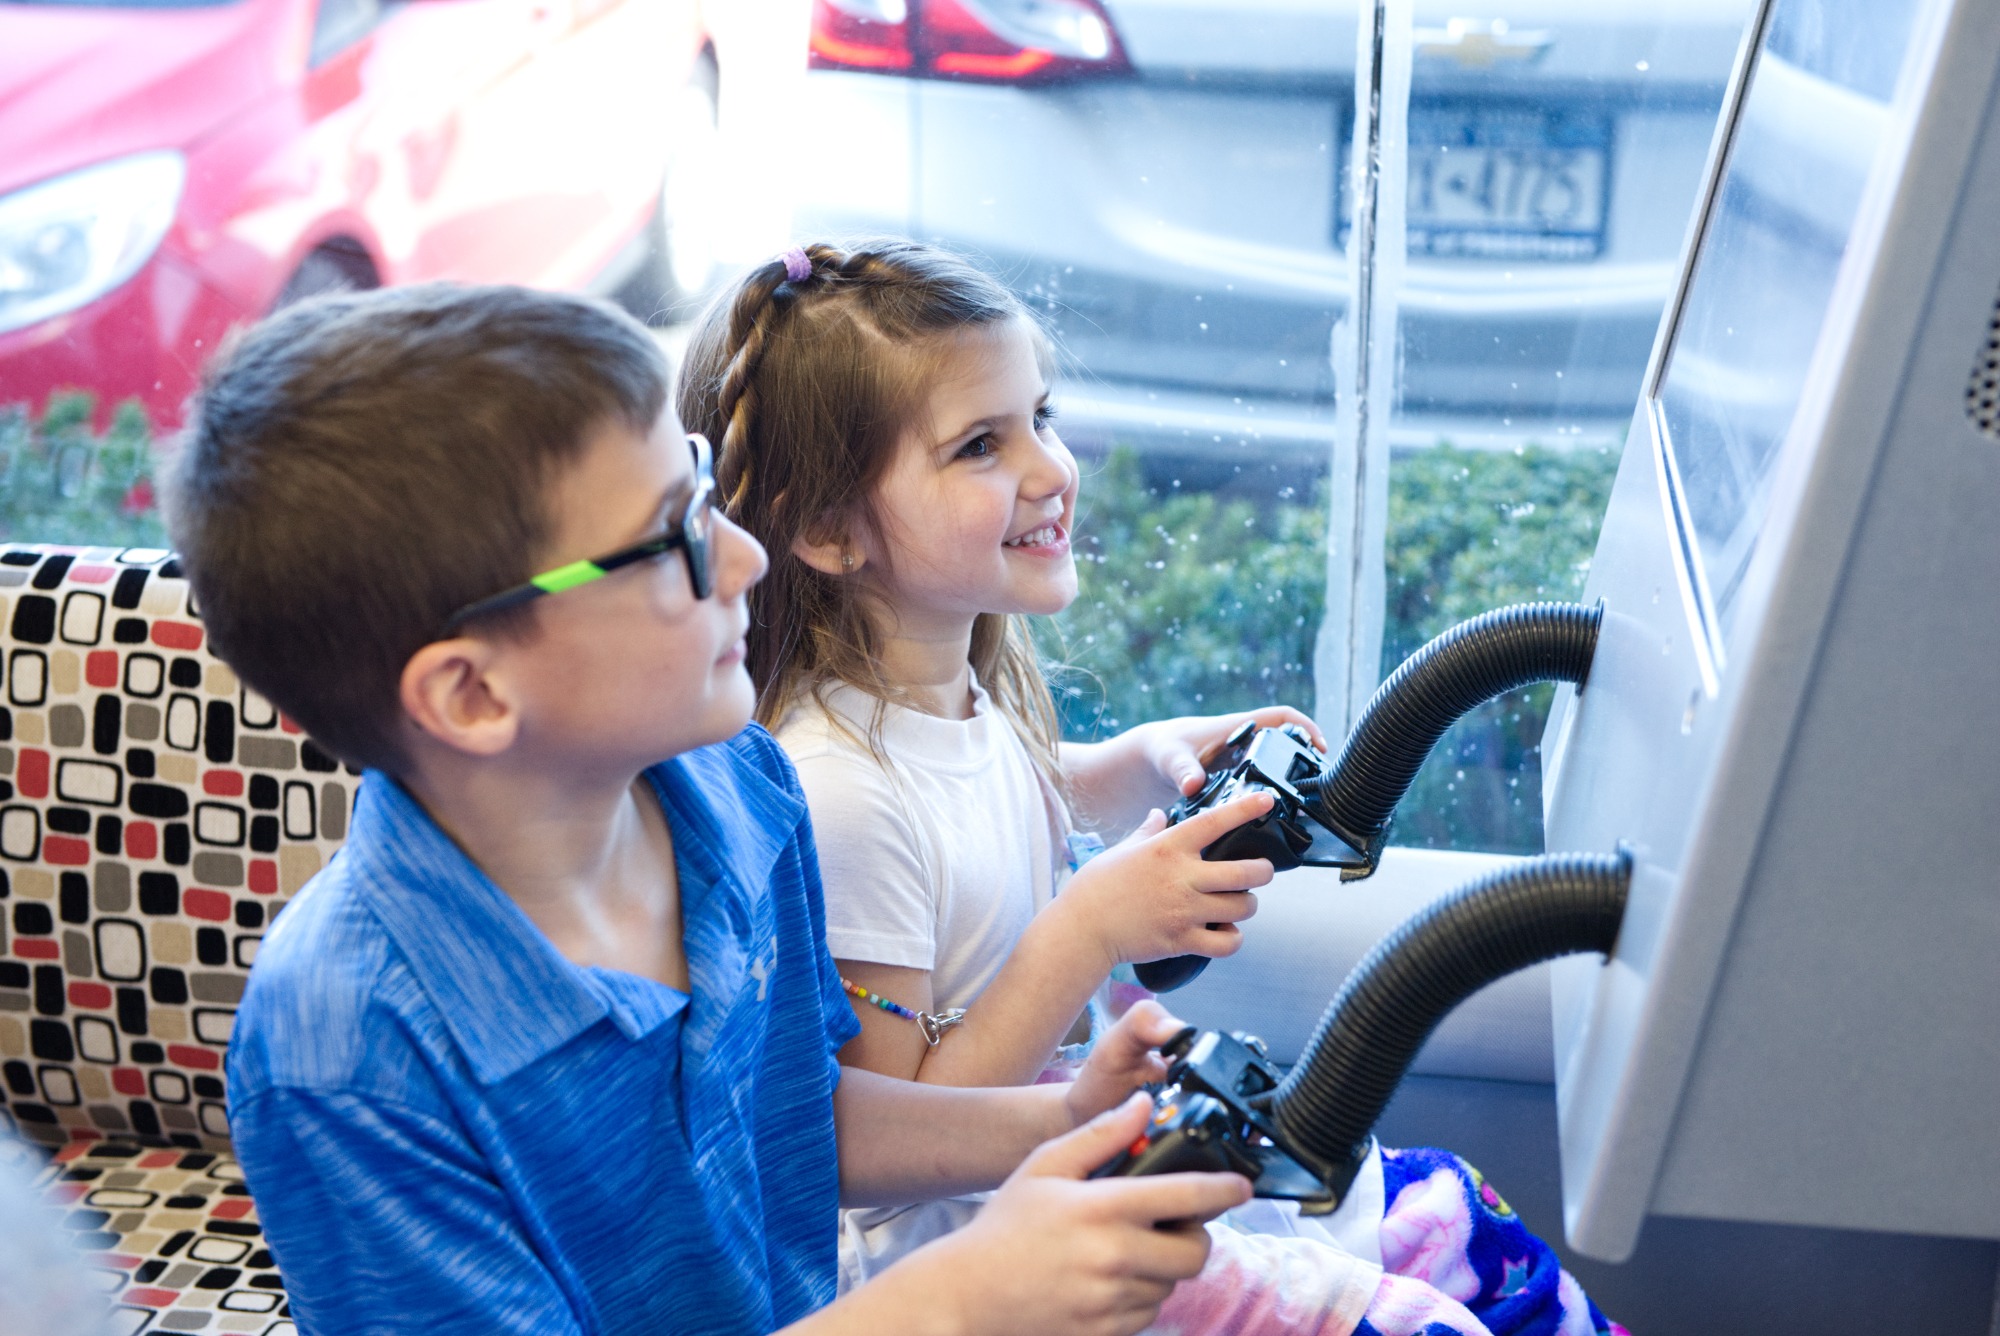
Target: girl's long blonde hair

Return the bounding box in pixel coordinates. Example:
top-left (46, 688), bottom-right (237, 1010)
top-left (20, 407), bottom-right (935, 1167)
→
top-left (677, 239), bottom-right (1064, 781)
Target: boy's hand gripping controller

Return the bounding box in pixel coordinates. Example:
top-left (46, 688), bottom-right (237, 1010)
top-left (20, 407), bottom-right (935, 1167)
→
top-left (1088, 1026), bottom-right (1362, 1214)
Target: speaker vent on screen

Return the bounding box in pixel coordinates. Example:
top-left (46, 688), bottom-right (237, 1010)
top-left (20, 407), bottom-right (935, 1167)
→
top-left (1966, 284), bottom-right (2000, 438)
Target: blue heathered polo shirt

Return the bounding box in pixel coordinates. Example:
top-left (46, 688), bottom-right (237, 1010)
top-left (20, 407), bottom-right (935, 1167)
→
top-left (225, 726), bottom-right (861, 1335)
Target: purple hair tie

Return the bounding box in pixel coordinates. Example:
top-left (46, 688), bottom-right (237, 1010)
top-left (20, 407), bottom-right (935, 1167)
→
top-left (781, 247), bottom-right (812, 283)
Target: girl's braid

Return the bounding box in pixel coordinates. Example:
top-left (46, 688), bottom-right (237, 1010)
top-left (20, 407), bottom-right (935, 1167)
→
top-left (712, 243), bottom-right (913, 515)
top-left (712, 245), bottom-right (843, 509)
top-left (828, 245), bottom-right (908, 287)
top-left (713, 259), bottom-right (792, 514)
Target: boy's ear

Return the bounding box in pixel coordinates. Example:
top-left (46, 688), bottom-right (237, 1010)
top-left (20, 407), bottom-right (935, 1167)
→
top-left (792, 527), bottom-right (864, 576)
top-left (399, 637), bottom-right (521, 758)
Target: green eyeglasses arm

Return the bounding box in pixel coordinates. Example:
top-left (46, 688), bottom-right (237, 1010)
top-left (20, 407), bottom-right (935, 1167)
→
top-left (530, 560), bottom-right (609, 595)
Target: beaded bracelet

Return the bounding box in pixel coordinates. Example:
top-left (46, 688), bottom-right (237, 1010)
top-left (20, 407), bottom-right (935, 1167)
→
top-left (841, 977), bottom-right (967, 1047)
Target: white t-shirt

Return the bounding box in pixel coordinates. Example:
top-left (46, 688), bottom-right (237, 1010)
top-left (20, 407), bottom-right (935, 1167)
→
top-left (775, 675), bottom-right (1064, 1013)
top-left (777, 676), bottom-right (1067, 1289)
top-left (776, 676), bottom-right (1389, 1308)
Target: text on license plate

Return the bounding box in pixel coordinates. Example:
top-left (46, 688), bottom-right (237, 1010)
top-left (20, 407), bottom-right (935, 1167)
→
top-left (1347, 104), bottom-right (1612, 261)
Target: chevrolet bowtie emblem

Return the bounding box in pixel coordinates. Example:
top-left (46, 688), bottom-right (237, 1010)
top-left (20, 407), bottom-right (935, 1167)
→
top-left (1415, 18), bottom-right (1553, 68)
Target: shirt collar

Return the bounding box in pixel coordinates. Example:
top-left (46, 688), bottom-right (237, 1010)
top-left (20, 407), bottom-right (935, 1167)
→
top-left (344, 737), bottom-right (805, 1086)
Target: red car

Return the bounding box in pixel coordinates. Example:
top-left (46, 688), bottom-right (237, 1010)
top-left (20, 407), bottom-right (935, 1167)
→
top-left (0, 0), bottom-right (714, 428)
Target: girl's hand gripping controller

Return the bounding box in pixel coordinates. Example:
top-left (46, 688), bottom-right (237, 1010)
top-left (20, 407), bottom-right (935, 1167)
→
top-left (1134, 723), bottom-right (1369, 992)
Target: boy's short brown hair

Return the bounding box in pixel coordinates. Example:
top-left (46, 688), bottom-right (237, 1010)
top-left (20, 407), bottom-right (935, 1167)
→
top-left (168, 283), bottom-right (668, 775)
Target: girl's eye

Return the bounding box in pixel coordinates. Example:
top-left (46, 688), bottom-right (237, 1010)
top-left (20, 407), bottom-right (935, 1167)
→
top-left (957, 435), bottom-right (996, 460)
top-left (1034, 403), bottom-right (1058, 432)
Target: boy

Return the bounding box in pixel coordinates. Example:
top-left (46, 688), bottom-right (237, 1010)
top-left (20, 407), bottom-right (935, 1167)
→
top-left (169, 284), bottom-right (1252, 1335)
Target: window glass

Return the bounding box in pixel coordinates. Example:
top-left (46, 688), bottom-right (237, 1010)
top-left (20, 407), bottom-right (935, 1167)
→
top-left (796, 1), bottom-right (1357, 737)
top-left (1655, 0), bottom-right (1930, 648)
top-left (1383, 4), bottom-right (1750, 850)
top-left (0, 0), bottom-right (1762, 857)
top-left (793, 0), bottom-right (1754, 853)
top-left (1, 0), bottom-right (712, 545)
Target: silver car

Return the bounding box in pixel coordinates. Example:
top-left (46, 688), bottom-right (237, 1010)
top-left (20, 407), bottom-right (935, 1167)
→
top-left (794, 0), bottom-right (1751, 464)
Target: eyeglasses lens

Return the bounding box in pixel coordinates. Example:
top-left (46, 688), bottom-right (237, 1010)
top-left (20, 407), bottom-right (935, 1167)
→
top-left (685, 496), bottom-right (713, 599)
top-left (684, 434), bottom-right (716, 600)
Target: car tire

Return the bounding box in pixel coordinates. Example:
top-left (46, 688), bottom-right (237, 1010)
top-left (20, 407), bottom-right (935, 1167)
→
top-left (274, 239), bottom-right (380, 309)
top-left (615, 51), bottom-right (722, 326)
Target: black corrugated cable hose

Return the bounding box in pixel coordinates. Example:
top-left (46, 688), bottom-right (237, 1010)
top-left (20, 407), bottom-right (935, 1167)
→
top-left (1300, 601), bottom-right (1602, 859)
top-left (1262, 850), bottom-right (1631, 1192)
top-left (1133, 601), bottom-right (1603, 996)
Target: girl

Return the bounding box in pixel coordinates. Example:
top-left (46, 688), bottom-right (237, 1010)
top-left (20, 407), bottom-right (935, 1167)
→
top-left (680, 239), bottom-right (1625, 1336)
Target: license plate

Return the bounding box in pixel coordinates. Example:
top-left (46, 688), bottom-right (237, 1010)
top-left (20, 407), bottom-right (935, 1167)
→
top-left (1341, 103), bottom-right (1611, 261)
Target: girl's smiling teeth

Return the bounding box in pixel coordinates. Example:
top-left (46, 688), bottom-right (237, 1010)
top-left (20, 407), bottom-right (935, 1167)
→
top-left (1004, 521), bottom-right (1066, 550)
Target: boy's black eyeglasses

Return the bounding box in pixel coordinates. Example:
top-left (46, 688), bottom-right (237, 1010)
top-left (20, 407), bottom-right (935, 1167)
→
top-left (438, 432), bottom-right (716, 637)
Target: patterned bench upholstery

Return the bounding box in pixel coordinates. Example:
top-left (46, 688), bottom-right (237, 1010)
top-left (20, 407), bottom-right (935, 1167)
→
top-left (0, 544), bottom-right (360, 1336)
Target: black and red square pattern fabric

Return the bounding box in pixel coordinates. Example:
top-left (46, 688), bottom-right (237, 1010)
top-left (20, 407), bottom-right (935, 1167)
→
top-left (0, 545), bottom-right (360, 1335)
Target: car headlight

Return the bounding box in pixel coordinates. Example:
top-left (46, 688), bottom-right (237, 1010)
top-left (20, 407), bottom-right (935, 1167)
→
top-left (0, 151), bottom-right (186, 337)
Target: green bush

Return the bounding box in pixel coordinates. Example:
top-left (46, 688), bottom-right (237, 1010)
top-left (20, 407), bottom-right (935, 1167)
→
top-left (1052, 441), bottom-right (1619, 852)
top-left (1049, 449), bottom-right (1325, 740)
top-left (1378, 443), bottom-right (1620, 852)
top-left (0, 394), bottom-right (169, 548)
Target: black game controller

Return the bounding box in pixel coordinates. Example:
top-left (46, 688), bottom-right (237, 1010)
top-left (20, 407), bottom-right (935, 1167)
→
top-left (1090, 1026), bottom-right (1361, 1214)
top-left (1091, 1091), bottom-right (1267, 1180)
top-left (1171, 722), bottom-right (1368, 871)
top-left (1133, 723), bottom-right (1376, 992)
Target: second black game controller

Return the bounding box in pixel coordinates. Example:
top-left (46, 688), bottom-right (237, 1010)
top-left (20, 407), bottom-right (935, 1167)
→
top-left (1087, 1026), bottom-right (1357, 1214)
top-left (1089, 1091), bottom-right (1266, 1181)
